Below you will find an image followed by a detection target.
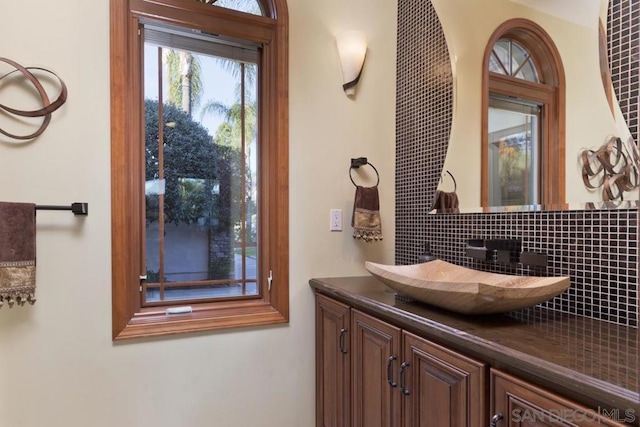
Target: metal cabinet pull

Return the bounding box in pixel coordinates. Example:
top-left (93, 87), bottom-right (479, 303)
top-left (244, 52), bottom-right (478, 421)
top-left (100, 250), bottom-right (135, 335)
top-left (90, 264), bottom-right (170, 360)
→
top-left (399, 361), bottom-right (410, 395)
top-left (386, 355), bottom-right (397, 387)
top-left (339, 328), bottom-right (348, 354)
top-left (490, 413), bottom-right (504, 427)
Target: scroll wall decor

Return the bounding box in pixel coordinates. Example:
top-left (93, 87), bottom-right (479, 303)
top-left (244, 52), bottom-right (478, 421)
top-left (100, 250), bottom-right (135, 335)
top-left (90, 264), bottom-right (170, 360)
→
top-left (0, 57), bottom-right (67, 141)
top-left (580, 136), bottom-right (640, 201)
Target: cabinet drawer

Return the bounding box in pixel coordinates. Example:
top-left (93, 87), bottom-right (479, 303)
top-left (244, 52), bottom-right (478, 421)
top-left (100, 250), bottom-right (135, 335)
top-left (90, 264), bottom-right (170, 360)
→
top-left (491, 369), bottom-right (633, 426)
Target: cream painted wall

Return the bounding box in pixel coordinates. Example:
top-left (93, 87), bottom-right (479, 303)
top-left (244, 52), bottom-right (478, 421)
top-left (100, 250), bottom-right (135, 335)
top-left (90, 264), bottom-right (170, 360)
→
top-left (0, 1), bottom-right (396, 426)
top-left (433, 0), bottom-right (632, 208)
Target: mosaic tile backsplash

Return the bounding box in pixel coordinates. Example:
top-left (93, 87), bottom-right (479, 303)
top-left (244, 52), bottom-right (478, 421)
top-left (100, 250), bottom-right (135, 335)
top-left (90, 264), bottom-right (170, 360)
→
top-left (397, 210), bottom-right (638, 327)
top-left (395, 0), bottom-right (639, 327)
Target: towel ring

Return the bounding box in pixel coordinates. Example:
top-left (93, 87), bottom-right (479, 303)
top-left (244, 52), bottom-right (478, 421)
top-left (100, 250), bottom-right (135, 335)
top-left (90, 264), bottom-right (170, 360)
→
top-left (441, 170), bottom-right (457, 192)
top-left (350, 157), bottom-right (380, 187)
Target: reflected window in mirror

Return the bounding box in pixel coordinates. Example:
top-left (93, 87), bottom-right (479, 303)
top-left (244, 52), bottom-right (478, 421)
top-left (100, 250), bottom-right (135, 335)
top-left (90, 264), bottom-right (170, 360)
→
top-left (489, 39), bottom-right (539, 82)
top-left (482, 19), bottom-right (566, 209)
top-left (488, 97), bottom-right (541, 206)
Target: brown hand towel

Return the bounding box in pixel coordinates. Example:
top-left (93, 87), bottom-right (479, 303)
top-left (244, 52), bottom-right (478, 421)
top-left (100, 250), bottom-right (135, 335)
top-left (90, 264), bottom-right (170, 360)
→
top-left (432, 190), bottom-right (459, 213)
top-left (0, 202), bottom-right (36, 308)
top-left (352, 186), bottom-right (383, 242)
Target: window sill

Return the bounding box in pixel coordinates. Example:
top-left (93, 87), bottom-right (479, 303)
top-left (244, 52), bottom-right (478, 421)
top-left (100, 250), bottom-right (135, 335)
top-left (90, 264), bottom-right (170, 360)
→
top-left (113, 301), bottom-right (288, 340)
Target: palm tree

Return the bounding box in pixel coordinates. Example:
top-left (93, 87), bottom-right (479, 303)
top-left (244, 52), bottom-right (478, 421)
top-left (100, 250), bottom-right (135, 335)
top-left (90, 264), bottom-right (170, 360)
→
top-left (200, 61), bottom-right (258, 144)
top-left (203, 100), bottom-right (257, 148)
top-left (164, 50), bottom-right (203, 116)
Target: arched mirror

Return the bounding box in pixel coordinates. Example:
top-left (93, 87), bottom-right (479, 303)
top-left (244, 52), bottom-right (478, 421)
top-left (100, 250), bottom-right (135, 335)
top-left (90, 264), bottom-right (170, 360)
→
top-left (433, 0), bottom-right (637, 212)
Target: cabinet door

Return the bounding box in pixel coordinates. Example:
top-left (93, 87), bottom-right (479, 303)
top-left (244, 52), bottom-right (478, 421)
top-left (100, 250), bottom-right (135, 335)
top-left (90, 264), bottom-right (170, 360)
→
top-left (491, 369), bottom-right (631, 427)
top-left (316, 294), bottom-right (351, 427)
top-left (401, 331), bottom-right (487, 427)
top-left (351, 309), bottom-right (402, 427)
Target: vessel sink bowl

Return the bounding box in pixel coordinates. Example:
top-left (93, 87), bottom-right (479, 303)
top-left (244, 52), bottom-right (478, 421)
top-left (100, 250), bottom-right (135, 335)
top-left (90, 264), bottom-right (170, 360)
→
top-left (365, 260), bottom-right (570, 315)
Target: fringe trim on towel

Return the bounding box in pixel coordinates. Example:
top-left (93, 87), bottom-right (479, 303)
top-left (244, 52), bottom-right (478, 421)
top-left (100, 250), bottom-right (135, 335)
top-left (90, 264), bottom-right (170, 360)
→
top-left (0, 261), bottom-right (36, 308)
top-left (352, 208), bottom-right (384, 242)
top-left (353, 228), bottom-right (384, 242)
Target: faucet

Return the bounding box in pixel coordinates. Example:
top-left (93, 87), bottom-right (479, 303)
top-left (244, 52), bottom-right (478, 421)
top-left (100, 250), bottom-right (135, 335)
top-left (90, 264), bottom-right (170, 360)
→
top-left (465, 238), bottom-right (522, 263)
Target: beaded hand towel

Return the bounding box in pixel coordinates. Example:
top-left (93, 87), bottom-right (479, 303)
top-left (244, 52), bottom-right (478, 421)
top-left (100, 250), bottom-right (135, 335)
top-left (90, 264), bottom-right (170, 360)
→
top-left (0, 202), bottom-right (36, 308)
top-left (351, 185), bottom-right (383, 243)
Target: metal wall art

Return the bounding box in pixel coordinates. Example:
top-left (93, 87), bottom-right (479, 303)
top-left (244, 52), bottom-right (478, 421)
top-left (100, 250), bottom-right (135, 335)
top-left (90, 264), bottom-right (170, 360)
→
top-left (580, 136), bottom-right (640, 201)
top-left (0, 57), bottom-right (67, 141)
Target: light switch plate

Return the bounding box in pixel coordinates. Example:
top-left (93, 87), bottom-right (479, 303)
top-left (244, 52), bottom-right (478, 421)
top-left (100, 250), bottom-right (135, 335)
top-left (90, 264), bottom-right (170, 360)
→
top-left (330, 209), bottom-right (342, 231)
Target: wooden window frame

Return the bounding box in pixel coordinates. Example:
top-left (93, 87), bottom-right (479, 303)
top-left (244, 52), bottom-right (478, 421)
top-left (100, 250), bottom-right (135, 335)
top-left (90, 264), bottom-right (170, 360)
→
top-left (481, 18), bottom-right (566, 209)
top-left (110, 0), bottom-right (289, 340)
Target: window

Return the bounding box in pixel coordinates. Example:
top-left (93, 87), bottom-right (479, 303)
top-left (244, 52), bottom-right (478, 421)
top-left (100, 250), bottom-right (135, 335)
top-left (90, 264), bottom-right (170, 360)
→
top-left (481, 19), bottom-right (565, 208)
top-left (488, 97), bottom-right (541, 206)
top-left (110, 0), bottom-right (289, 340)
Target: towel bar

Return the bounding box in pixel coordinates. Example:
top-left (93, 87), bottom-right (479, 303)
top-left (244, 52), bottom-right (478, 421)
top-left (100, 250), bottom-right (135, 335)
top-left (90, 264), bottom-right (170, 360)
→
top-left (35, 203), bottom-right (88, 216)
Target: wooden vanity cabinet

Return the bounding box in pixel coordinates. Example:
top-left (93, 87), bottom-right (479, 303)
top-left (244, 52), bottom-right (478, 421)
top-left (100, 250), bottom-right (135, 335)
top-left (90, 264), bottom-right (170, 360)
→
top-left (402, 331), bottom-right (486, 427)
top-left (490, 369), bottom-right (630, 427)
top-left (351, 309), bottom-right (401, 427)
top-left (316, 294), bottom-right (351, 427)
top-left (316, 294), bottom-right (487, 427)
top-left (314, 290), bottom-right (636, 427)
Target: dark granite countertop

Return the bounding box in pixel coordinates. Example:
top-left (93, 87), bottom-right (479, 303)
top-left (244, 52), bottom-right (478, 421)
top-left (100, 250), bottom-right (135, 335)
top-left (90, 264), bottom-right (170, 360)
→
top-left (310, 276), bottom-right (640, 420)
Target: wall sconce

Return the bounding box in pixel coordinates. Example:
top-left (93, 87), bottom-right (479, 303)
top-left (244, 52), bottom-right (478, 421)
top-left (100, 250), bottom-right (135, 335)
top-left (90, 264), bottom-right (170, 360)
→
top-left (335, 31), bottom-right (367, 97)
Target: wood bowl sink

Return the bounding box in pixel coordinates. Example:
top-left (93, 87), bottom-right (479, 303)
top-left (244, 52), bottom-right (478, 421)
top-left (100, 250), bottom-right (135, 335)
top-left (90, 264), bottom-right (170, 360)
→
top-left (365, 260), bottom-right (570, 314)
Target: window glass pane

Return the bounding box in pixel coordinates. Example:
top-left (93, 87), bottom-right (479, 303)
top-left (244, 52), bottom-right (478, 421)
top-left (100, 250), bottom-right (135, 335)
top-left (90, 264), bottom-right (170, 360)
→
top-left (509, 41), bottom-right (528, 76)
top-left (492, 40), bottom-right (510, 75)
top-left (488, 97), bottom-right (540, 206)
top-left (489, 52), bottom-right (506, 74)
top-left (514, 59), bottom-right (539, 82)
top-left (196, 0), bottom-right (263, 16)
top-left (490, 38), bottom-right (540, 82)
top-left (510, 41), bottom-right (539, 82)
top-left (143, 27), bottom-right (259, 304)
